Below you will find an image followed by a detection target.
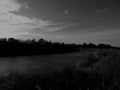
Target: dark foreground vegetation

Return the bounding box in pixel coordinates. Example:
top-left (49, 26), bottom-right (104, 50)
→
top-left (0, 49), bottom-right (120, 90)
top-left (0, 38), bottom-right (118, 57)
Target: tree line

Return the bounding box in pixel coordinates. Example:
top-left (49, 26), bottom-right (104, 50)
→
top-left (0, 38), bottom-right (117, 57)
top-left (0, 38), bottom-right (78, 57)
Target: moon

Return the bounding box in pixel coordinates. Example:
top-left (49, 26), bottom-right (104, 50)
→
top-left (64, 10), bottom-right (69, 15)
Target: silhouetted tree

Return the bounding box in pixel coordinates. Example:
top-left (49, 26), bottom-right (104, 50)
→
top-left (0, 38), bottom-right (116, 57)
top-left (97, 44), bottom-right (112, 49)
top-left (0, 38), bottom-right (80, 57)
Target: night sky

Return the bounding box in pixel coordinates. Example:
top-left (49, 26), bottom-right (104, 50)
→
top-left (0, 0), bottom-right (120, 46)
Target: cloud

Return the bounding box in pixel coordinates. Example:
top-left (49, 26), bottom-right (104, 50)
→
top-left (0, 0), bottom-right (21, 12)
top-left (74, 27), bottom-right (120, 46)
top-left (95, 8), bottom-right (108, 14)
top-left (0, 0), bottom-right (66, 38)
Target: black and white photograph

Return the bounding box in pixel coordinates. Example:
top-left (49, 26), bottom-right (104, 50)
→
top-left (0, 0), bottom-right (120, 90)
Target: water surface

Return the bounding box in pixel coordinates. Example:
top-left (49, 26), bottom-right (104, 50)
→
top-left (0, 53), bottom-right (83, 76)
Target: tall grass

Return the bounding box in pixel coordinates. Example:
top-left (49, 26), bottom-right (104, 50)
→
top-left (0, 49), bottom-right (120, 90)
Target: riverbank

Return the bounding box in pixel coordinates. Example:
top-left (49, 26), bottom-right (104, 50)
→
top-left (0, 49), bottom-right (119, 90)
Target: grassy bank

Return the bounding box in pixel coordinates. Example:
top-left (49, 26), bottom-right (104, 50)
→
top-left (0, 49), bottom-right (120, 90)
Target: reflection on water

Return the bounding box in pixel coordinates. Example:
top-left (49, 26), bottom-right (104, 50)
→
top-left (0, 53), bottom-right (82, 76)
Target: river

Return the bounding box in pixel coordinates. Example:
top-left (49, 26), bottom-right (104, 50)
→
top-left (0, 53), bottom-right (83, 76)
